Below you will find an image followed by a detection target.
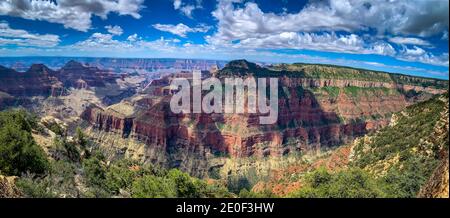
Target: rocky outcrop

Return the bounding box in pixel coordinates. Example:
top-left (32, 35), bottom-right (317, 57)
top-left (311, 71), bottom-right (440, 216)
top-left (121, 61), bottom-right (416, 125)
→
top-left (50, 82), bottom-right (66, 97)
top-left (56, 60), bottom-right (119, 88)
top-left (0, 64), bottom-right (57, 96)
top-left (0, 175), bottom-right (22, 198)
top-left (0, 91), bottom-right (15, 109)
top-left (417, 150), bottom-right (449, 198)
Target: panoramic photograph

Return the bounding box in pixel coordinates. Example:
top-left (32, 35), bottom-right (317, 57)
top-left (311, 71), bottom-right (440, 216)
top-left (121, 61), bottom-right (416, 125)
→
top-left (0, 0), bottom-right (449, 210)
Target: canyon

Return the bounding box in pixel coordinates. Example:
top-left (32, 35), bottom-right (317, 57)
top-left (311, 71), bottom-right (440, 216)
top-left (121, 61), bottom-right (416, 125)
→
top-left (0, 59), bottom-right (448, 196)
top-left (79, 60), bottom-right (448, 180)
top-left (0, 60), bottom-right (148, 113)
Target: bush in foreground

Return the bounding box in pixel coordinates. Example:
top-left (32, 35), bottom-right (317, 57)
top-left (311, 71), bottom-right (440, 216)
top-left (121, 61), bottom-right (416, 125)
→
top-left (0, 110), bottom-right (48, 176)
top-left (289, 167), bottom-right (386, 198)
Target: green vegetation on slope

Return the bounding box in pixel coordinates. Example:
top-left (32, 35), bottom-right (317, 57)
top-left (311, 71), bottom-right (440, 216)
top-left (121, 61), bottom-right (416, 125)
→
top-left (281, 63), bottom-right (448, 89)
top-left (279, 63), bottom-right (393, 82)
top-left (351, 92), bottom-right (449, 197)
top-left (0, 110), bottom-right (48, 176)
top-left (82, 152), bottom-right (232, 198)
top-left (308, 86), bottom-right (397, 99)
top-left (0, 110), bottom-right (232, 198)
top-left (16, 160), bottom-right (78, 198)
top-left (218, 60), bottom-right (449, 89)
top-left (17, 150), bottom-right (232, 198)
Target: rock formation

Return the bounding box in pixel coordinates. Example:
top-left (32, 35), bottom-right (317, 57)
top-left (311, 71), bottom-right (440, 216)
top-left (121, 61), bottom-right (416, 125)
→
top-left (81, 60), bottom-right (449, 177)
top-left (0, 64), bottom-right (57, 96)
top-left (0, 175), bottom-right (22, 198)
top-left (417, 150), bottom-right (449, 198)
top-left (0, 61), bottom-right (146, 110)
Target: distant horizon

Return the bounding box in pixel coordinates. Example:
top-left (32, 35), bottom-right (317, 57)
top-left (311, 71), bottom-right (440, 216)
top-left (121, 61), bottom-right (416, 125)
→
top-left (0, 55), bottom-right (448, 81)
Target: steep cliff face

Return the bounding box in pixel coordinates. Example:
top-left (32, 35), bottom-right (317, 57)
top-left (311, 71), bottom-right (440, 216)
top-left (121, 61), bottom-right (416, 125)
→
top-left (0, 64), bottom-right (57, 96)
top-left (81, 60), bottom-right (449, 177)
top-left (56, 61), bottom-right (120, 88)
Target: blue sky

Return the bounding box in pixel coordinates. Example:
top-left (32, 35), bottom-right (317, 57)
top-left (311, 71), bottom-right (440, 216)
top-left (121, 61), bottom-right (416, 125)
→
top-left (0, 0), bottom-right (448, 79)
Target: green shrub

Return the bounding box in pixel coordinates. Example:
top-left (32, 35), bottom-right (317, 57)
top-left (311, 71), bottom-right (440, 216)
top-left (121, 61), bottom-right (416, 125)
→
top-left (239, 188), bottom-right (276, 198)
top-left (167, 169), bottom-right (201, 198)
top-left (82, 152), bottom-right (107, 187)
top-left (16, 160), bottom-right (78, 198)
top-left (227, 176), bottom-right (252, 194)
top-left (130, 167), bottom-right (232, 198)
top-left (322, 87), bottom-right (340, 98)
top-left (0, 110), bottom-right (49, 176)
top-left (75, 127), bottom-right (88, 148)
top-left (104, 159), bottom-right (140, 194)
top-left (47, 122), bottom-right (65, 137)
top-left (379, 156), bottom-right (438, 198)
top-left (290, 167), bottom-right (386, 198)
top-left (131, 175), bottom-right (177, 198)
top-left (53, 137), bottom-right (80, 162)
top-left (16, 175), bottom-right (56, 198)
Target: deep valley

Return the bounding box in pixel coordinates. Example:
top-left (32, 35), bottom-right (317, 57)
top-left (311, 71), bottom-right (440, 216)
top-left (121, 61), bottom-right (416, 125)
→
top-left (1, 58), bottom-right (448, 198)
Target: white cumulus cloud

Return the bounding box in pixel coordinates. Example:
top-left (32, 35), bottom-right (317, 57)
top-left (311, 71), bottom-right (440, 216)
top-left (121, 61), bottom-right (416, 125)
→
top-left (153, 23), bottom-right (210, 38)
top-left (207, 0), bottom-right (448, 66)
top-left (0, 21), bottom-right (60, 47)
top-left (0, 0), bottom-right (145, 32)
top-left (172, 0), bottom-right (202, 18)
top-left (388, 37), bottom-right (431, 46)
top-left (105, 25), bottom-right (123, 36)
top-left (216, 31), bottom-right (395, 56)
top-left (398, 46), bottom-right (449, 66)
